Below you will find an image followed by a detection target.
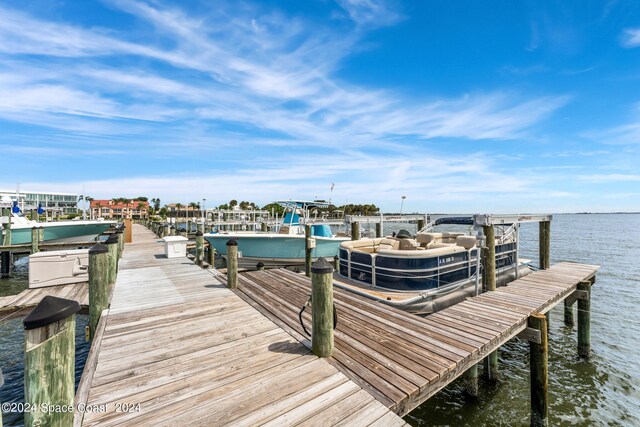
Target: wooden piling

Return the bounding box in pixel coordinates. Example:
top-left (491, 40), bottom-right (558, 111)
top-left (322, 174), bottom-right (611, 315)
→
top-left (164, 224), bottom-right (169, 237)
top-left (170, 226), bottom-right (175, 236)
top-left (226, 239), bottom-right (238, 289)
top-left (124, 219), bottom-right (132, 243)
top-left (2, 207), bottom-right (11, 246)
top-left (482, 225), bottom-right (496, 291)
top-left (417, 218), bottom-right (425, 231)
top-left (23, 296), bottom-right (80, 427)
top-left (207, 243), bottom-right (215, 267)
top-left (577, 280), bottom-right (591, 358)
top-left (31, 226), bottom-right (39, 254)
top-left (375, 222), bottom-right (382, 238)
top-left (311, 258), bottom-right (334, 357)
top-left (39, 226), bottom-right (44, 243)
top-left (482, 225), bottom-right (498, 381)
top-left (539, 221), bottom-right (550, 270)
top-left (564, 300), bottom-right (574, 326)
top-left (116, 228), bottom-right (124, 258)
top-left (195, 231), bottom-right (204, 266)
top-left (105, 235), bottom-right (119, 282)
top-left (0, 251), bottom-right (10, 278)
top-left (261, 222), bottom-right (268, 232)
top-left (88, 243), bottom-right (110, 339)
top-left (305, 224), bottom-right (312, 277)
top-left (529, 313), bottom-right (548, 427)
top-left (351, 221), bottom-right (360, 241)
top-left (334, 255), bottom-right (340, 271)
top-left (463, 364), bottom-right (479, 397)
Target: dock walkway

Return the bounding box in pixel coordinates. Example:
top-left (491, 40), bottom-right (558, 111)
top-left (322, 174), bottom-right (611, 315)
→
top-left (227, 262), bottom-right (599, 416)
top-left (76, 224), bottom-right (406, 426)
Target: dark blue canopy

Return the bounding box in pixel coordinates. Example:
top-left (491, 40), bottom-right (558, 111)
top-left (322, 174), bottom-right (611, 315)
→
top-left (434, 216), bottom-right (474, 226)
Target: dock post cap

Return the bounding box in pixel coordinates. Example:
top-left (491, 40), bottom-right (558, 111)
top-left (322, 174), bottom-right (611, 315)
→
top-left (170, 226), bottom-right (175, 229)
top-left (31, 226), bottom-right (37, 230)
top-left (39, 226), bottom-right (44, 229)
top-left (23, 296), bottom-right (81, 330)
top-left (256, 262), bottom-right (265, 269)
top-left (105, 235), bottom-right (119, 244)
top-left (196, 231), bottom-right (203, 237)
top-left (312, 258), bottom-right (334, 274)
top-left (89, 242), bottom-right (109, 255)
top-left (226, 239), bottom-right (238, 246)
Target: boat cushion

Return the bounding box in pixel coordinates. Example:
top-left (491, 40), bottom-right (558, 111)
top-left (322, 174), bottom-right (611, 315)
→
top-left (456, 235), bottom-right (477, 250)
top-left (398, 238), bottom-right (419, 250)
top-left (416, 233), bottom-right (441, 246)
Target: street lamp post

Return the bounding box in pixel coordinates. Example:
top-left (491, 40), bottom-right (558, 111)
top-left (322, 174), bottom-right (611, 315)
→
top-left (202, 198), bottom-right (206, 221)
top-left (400, 195), bottom-right (406, 216)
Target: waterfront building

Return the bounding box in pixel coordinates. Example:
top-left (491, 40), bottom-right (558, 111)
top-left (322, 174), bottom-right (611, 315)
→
top-left (90, 199), bottom-right (149, 219)
top-left (0, 188), bottom-right (78, 215)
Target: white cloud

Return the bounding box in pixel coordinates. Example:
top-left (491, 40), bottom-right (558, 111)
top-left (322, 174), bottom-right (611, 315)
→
top-left (0, 1), bottom-right (587, 211)
top-left (621, 28), bottom-right (640, 48)
top-left (335, 0), bottom-right (402, 28)
top-left (0, 1), bottom-right (566, 147)
top-left (576, 174), bottom-right (640, 183)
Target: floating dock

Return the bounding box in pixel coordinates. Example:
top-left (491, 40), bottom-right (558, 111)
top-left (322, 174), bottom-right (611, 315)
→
top-left (75, 225), bottom-right (406, 426)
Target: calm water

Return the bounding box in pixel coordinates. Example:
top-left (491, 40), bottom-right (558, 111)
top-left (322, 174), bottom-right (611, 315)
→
top-left (402, 213), bottom-right (640, 426)
top-left (0, 259), bottom-right (91, 426)
top-left (1, 214), bottom-right (638, 426)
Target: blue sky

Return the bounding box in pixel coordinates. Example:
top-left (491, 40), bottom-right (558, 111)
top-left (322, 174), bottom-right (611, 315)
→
top-left (1, 0), bottom-right (639, 212)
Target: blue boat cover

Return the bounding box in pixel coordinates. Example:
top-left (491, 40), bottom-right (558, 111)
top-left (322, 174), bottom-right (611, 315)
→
top-left (282, 212), bottom-right (301, 225)
top-left (434, 216), bottom-right (474, 226)
top-left (311, 224), bottom-right (333, 237)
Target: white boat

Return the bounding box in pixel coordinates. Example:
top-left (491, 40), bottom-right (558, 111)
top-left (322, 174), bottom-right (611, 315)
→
top-left (1, 196), bottom-right (115, 245)
top-left (204, 200), bottom-right (350, 270)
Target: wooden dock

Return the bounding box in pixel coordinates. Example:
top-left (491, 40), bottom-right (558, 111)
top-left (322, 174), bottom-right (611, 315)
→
top-left (75, 224), bottom-right (407, 426)
top-left (226, 262), bottom-right (599, 416)
top-left (0, 282), bottom-right (88, 319)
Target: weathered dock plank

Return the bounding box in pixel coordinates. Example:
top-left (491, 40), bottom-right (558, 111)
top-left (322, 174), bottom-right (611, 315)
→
top-left (0, 282), bottom-right (88, 319)
top-left (228, 261), bottom-right (599, 416)
top-left (76, 224), bottom-right (405, 426)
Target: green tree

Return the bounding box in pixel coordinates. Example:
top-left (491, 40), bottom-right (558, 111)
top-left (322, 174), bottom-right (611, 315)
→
top-left (263, 203), bottom-right (285, 216)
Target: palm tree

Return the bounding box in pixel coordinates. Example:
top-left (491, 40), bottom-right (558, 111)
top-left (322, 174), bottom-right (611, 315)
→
top-left (137, 202), bottom-right (146, 219)
top-left (175, 203), bottom-right (183, 218)
top-left (86, 197), bottom-right (94, 219)
top-left (188, 202), bottom-right (199, 220)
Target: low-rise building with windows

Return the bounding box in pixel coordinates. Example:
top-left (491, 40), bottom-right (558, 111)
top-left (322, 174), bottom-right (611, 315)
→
top-left (90, 199), bottom-right (149, 219)
top-left (0, 189), bottom-right (78, 215)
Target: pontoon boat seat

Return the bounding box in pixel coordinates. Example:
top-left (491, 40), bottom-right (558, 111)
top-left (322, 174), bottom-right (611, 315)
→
top-left (398, 238), bottom-right (419, 251)
top-left (378, 237), bottom-right (399, 251)
top-left (416, 232), bottom-right (440, 247)
top-left (417, 232), bottom-right (468, 247)
top-left (455, 235), bottom-right (477, 250)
